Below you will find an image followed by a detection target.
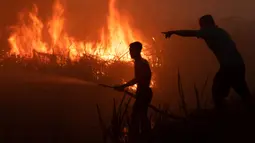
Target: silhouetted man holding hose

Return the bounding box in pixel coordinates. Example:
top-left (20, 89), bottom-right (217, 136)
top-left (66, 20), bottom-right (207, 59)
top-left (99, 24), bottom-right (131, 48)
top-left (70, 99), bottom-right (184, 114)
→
top-left (114, 41), bottom-right (152, 142)
top-left (162, 14), bottom-right (252, 111)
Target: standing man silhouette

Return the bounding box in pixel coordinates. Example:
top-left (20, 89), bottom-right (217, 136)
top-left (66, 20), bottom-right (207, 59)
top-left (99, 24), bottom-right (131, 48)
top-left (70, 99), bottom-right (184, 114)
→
top-left (162, 14), bottom-right (252, 110)
top-left (114, 41), bottom-right (152, 142)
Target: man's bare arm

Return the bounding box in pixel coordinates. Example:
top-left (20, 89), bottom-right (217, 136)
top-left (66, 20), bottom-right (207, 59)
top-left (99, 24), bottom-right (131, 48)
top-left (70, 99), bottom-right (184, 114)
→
top-left (173, 30), bottom-right (199, 37)
top-left (163, 30), bottom-right (200, 38)
top-left (122, 78), bottom-right (137, 88)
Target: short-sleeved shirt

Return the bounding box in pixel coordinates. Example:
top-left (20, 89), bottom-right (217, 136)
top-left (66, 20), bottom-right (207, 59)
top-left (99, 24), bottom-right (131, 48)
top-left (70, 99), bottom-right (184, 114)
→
top-left (196, 27), bottom-right (244, 67)
top-left (134, 58), bottom-right (152, 90)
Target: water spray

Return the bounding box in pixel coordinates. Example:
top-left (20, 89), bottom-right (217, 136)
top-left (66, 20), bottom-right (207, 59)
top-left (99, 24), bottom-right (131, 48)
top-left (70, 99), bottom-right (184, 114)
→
top-left (25, 73), bottom-right (182, 120)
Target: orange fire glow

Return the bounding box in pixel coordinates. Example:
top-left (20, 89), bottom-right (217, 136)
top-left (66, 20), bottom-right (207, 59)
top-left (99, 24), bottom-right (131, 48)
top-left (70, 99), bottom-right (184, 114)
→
top-left (8, 0), bottom-right (150, 63)
top-left (7, 0), bottom-right (156, 88)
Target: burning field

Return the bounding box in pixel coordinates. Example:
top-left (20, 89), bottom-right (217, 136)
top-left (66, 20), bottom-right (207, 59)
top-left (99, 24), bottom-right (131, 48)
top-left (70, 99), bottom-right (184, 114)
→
top-left (4, 0), bottom-right (161, 90)
top-left (8, 0), bottom-right (151, 62)
top-left (2, 0), bottom-right (255, 142)
top-left (0, 1), bottom-right (161, 141)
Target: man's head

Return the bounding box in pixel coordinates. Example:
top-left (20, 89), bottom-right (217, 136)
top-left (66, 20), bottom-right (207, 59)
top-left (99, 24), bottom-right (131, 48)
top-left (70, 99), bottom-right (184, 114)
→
top-left (129, 41), bottom-right (142, 59)
top-left (199, 15), bottom-right (216, 28)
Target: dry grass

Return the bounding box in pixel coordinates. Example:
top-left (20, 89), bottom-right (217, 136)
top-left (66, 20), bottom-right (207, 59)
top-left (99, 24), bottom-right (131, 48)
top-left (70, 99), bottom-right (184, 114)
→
top-left (96, 70), bottom-right (255, 143)
top-left (2, 55), bottom-right (255, 143)
top-left (95, 70), bottom-right (212, 143)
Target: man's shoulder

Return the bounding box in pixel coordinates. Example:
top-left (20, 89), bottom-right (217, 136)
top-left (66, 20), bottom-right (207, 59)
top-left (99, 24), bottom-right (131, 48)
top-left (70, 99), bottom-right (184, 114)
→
top-left (135, 58), bottom-right (150, 66)
top-left (198, 27), bottom-right (227, 38)
top-left (141, 58), bottom-right (149, 65)
top-left (199, 27), bottom-right (218, 33)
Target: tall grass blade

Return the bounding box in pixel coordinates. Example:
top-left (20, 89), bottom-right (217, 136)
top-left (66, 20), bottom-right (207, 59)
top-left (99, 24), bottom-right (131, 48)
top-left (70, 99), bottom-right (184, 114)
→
top-left (177, 69), bottom-right (188, 117)
top-left (96, 104), bottom-right (108, 143)
top-left (111, 98), bottom-right (119, 143)
top-left (194, 83), bottom-right (201, 110)
top-left (120, 97), bottom-right (132, 125)
top-left (117, 92), bottom-right (127, 117)
top-left (201, 75), bottom-right (209, 97)
top-left (201, 75), bottom-right (209, 108)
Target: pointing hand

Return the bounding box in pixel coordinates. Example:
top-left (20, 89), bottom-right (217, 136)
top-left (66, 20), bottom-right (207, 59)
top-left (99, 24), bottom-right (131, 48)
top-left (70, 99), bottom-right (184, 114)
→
top-left (161, 31), bottom-right (174, 39)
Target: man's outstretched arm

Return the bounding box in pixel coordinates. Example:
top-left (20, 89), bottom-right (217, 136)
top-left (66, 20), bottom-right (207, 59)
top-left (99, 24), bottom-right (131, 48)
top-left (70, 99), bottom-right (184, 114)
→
top-left (163, 30), bottom-right (200, 38)
top-left (113, 78), bottom-right (137, 91)
top-left (173, 30), bottom-right (199, 37)
top-left (122, 78), bottom-right (137, 88)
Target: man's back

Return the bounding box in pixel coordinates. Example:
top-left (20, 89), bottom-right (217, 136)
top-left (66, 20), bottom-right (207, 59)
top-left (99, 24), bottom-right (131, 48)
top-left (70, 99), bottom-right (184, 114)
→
top-left (197, 27), bottom-right (244, 67)
top-left (134, 58), bottom-right (151, 89)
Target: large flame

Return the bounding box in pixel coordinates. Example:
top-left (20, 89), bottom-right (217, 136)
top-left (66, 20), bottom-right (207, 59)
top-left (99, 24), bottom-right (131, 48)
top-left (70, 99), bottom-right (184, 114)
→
top-left (8, 0), bottom-right (149, 63)
top-left (7, 0), bottom-right (156, 88)
top-left (8, 5), bottom-right (50, 57)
